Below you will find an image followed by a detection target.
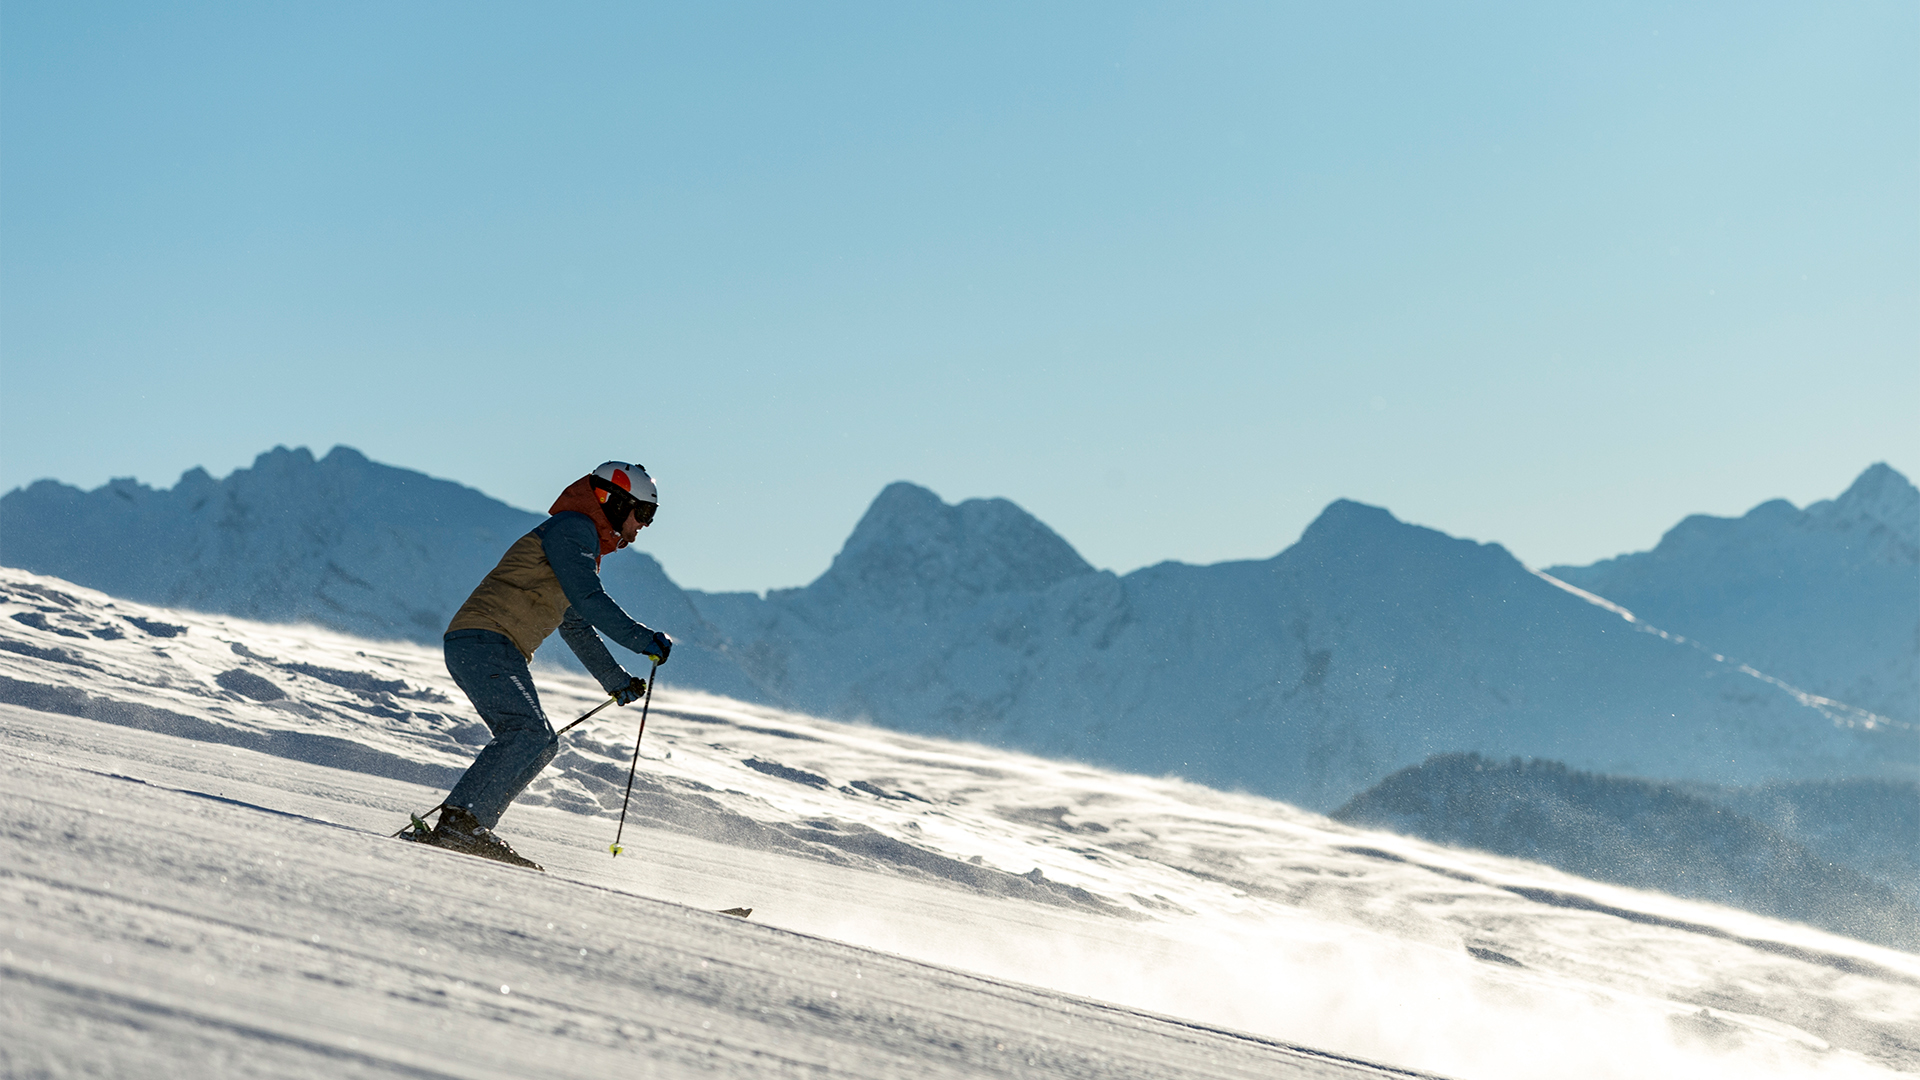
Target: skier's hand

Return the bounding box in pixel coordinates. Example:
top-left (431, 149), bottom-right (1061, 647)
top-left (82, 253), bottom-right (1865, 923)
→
top-left (645, 630), bottom-right (673, 666)
top-left (613, 676), bottom-right (647, 706)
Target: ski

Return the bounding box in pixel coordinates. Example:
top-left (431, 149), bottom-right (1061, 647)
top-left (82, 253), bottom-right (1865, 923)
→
top-left (718, 907), bottom-right (753, 918)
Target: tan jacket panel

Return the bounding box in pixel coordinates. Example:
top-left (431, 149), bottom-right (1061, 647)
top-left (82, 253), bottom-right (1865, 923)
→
top-left (447, 532), bottom-right (571, 660)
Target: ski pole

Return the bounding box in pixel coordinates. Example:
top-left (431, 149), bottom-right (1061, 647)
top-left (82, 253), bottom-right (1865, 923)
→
top-left (609, 658), bottom-right (660, 857)
top-left (556, 693), bottom-right (619, 737)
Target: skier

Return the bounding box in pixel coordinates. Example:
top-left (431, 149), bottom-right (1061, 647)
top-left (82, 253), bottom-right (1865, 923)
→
top-left (404, 461), bottom-right (673, 869)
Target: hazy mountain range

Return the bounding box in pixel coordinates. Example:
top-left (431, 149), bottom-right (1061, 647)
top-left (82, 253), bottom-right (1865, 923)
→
top-left (2, 447), bottom-right (1913, 814)
top-left (0, 446), bottom-right (764, 703)
top-left (1547, 462), bottom-right (1917, 725)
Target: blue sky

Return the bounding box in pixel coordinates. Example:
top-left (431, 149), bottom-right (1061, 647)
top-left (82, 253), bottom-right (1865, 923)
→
top-left (2, 2), bottom-right (1914, 592)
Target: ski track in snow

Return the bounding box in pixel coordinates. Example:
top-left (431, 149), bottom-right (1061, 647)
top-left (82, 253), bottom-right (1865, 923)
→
top-left (1, 567), bottom-right (1916, 1079)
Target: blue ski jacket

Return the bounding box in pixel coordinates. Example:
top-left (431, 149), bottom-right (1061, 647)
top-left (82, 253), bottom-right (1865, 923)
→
top-left (446, 511), bottom-right (658, 693)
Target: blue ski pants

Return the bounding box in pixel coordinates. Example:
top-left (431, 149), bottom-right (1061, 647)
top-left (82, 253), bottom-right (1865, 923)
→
top-left (442, 628), bottom-right (559, 829)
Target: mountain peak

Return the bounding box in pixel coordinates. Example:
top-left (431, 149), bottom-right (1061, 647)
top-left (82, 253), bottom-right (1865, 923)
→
top-left (803, 482), bottom-right (1094, 615)
top-left (1541, 462), bottom-right (1917, 722)
top-left (320, 445), bottom-right (372, 469)
top-left (1813, 463), bottom-right (1918, 549)
top-left (250, 445), bottom-right (317, 472)
top-left (1295, 498), bottom-right (1515, 560)
top-left (1301, 498), bottom-right (1402, 537)
top-left (861, 481), bottom-right (948, 526)
top-left (1844, 461), bottom-right (1911, 499)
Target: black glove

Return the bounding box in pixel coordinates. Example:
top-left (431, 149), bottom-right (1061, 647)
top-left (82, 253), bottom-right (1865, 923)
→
top-left (612, 675), bottom-right (647, 706)
top-left (645, 630), bottom-right (673, 666)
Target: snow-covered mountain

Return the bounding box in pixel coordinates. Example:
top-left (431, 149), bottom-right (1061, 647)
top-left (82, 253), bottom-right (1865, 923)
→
top-left (0, 445), bottom-right (531, 640)
top-left (0, 445), bottom-right (764, 701)
top-left (1548, 463), bottom-right (1918, 724)
top-left (690, 484), bottom-right (1909, 809)
top-left (4, 449), bottom-right (1911, 813)
top-left (3, 566), bottom-right (1914, 1078)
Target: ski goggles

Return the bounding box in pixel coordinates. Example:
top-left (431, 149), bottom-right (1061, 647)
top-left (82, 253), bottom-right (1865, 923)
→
top-left (591, 476), bottom-right (658, 526)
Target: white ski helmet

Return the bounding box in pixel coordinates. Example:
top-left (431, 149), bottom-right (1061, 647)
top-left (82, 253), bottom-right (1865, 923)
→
top-left (588, 461), bottom-right (658, 527)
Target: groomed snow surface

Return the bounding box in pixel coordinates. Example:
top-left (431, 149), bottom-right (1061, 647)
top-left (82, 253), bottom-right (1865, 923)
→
top-left (2, 568), bottom-right (1915, 1078)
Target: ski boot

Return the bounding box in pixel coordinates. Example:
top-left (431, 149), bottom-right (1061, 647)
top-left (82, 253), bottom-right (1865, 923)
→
top-left (399, 806), bottom-right (543, 871)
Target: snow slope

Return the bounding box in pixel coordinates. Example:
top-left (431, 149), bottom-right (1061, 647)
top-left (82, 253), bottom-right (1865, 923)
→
top-left (1548, 463), bottom-right (1918, 724)
top-left (2, 567), bottom-right (1915, 1078)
